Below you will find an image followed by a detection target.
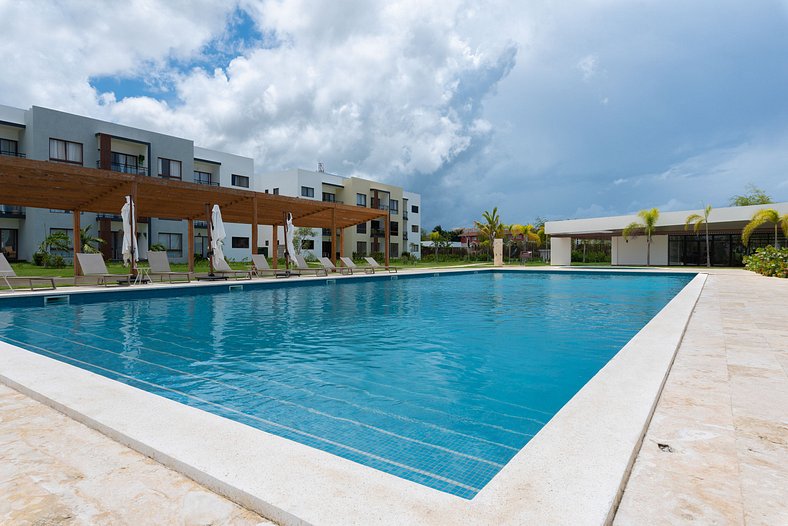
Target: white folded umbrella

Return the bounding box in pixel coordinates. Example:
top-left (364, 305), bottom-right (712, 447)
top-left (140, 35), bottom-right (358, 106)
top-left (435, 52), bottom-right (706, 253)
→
top-left (121, 195), bottom-right (138, 266)
top-left (285, 212), bottom-right (297, 265)
top-left (211, 204), bottom-right (226, 267)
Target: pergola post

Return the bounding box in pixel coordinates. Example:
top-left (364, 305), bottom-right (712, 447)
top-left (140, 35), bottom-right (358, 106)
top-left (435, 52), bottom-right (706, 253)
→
top-left (339, 225), bottom-right (344, 260)
top-left (251, 196), bottom-right (258, 256)
top-left (272, 223), bottom-right (278, 268)
top-left (331, 207), bottom-right (337, 264)
top-left (206, 203), bottom-right (214, 274)
top-left (384, 211), bottom-right (390, 266)
top-left (187, 219), bottom-right (195, 273)
top-left (73, 210), bottom-right (81, 276)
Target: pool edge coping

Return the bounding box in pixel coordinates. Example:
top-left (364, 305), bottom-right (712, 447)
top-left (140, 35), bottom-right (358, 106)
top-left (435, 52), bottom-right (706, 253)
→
top-left (0, 269), bottom-right (706, 525)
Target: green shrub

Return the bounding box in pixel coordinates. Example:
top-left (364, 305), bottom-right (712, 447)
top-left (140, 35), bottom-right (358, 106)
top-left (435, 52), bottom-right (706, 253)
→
top-left (45, 255), bottom-right (66, 268)
top-left (149, 243), bottom-right (167, 251)
top-left (743, 246), bottom-right (787, 278)
top-left (32, 251), bottom-right (48, 266)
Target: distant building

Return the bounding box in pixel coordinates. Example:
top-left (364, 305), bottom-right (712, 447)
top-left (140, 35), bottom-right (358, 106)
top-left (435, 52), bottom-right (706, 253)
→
top-left (0, 104), bottom-right (255, 263)
top-left (545, 203), bottom-right (788, 266)
top-left (257, 167), bottom-right (421, 259)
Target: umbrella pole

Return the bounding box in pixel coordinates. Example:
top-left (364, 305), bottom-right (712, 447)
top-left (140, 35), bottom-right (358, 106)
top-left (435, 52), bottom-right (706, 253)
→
top-left (207, 203), bottom-right (214, 275)
top-left (130, 195), bottom-right (138, 276)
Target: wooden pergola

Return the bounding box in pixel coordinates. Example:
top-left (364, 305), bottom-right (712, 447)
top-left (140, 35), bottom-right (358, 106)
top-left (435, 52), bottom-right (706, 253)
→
top-left (0, 156), bottom-right (390, 273)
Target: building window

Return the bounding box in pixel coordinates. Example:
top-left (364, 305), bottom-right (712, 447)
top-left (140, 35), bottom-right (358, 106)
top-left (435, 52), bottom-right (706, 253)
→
top-left (273, 187), bottom-right (279, 195)
top-left (231, 237), bottom-right (250, 249)
top-left (0, 228), bottom-right (19, 261)
top-left (390, 221), bottom-right (399, 236)
top-left (356, 193), bottom-right (367, 207)
top-left (0, 139), bottom-right (19, 157)
top-left (322, 228), bottom-right (332, 236)
top-left (229, 174), bottom-right (249, 188)
top-left (49, 138), bottom-right (83, 164)
top-left (411, 205), bottom-right (419, 213)
top-left (301, 239), bottom-right (315, 250)
top-left (110, 152), bottom-right (141, 174)
top-left (194, 170), bottom-right (215, 185)
top-left (322, 192), bottom-right (336, 202)
top-left (301, 186), bottom-right (315, 198)
top-left (158, 233), bottom-right (183, 258)
top-left (390, 243), bottom-right (399, 258)
top-left (158, 158), bottom-right (182, 179)
top-left (355, 222), bottom-right (366, 234)
top-left (411, 225), bottom-right (419, 233)
top-left (410, 243), bottom-right (420, 253)
top-left (390, 200), bottom-right (399, 215)
top-left (356, 241), bottom-right (367, 256)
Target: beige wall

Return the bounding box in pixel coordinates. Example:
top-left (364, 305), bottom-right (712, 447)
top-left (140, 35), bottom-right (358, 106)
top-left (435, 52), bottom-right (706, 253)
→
top-left (337, 177), bottom-right (403, 257)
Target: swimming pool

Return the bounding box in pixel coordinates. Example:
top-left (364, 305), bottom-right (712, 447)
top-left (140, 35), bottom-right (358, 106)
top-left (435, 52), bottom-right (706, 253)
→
top-left (0, 270), bottom-right (693, 498)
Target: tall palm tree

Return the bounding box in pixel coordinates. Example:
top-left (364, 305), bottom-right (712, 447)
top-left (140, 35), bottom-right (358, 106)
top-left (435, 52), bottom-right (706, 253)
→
top-left (79, 225), bottom-right (105, 254)
top-left (622, 208), bottom-right (660, 266)
top-left (685, 204), bottom-right (712, 267)
top-left (474, 208), bottom-right (505, 258)
top-left (742, 208), bottom-right (788, 249)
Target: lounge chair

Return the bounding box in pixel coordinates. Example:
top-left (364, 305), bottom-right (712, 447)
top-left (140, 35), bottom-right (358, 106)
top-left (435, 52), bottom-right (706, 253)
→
top-left (147, 251), bottom-right (191, 283)
top-left (293, 254), bottom-right (328, 277)
top-left (76, 253), bottom-right (135, 286)
top-left (0, 253), bottom-right (57, 291)
top-left (318, 257), bottom-right (352, 275)
top-left (250, 254), bottom-right (290, 278)
top-left (209, 257), bottom-right (252, 280)
top-left (364, 256), bottom-right (399, 273)
top-left (339, 256), bottom-right (374, 274)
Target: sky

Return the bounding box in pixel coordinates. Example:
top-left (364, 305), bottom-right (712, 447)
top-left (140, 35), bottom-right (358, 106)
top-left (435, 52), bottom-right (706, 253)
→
top-left (2, 0), bottom-right (787, 229)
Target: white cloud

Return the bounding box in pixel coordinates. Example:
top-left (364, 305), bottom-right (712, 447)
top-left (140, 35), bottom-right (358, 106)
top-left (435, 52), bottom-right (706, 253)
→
top-left (576, 54), bottom-right (599, 82)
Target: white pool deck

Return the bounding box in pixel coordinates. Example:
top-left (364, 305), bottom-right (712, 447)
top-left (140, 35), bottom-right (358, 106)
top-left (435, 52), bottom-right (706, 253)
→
top-left (0, 267), bottom-right (785, 525)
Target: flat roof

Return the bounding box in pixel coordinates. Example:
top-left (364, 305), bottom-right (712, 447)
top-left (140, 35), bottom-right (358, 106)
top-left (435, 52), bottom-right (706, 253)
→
top-left (545, 202), bottom-right (788, 237)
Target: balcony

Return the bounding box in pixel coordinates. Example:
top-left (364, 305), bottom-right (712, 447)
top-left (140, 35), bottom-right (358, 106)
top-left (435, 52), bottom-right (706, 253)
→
top-left (402, 211), bottom-right (408, 220)
top-left (403, 233), bottom-right (408, 241)
top-left (97, 161), bottom-right (149, 176)
top-left (195, 179), bottom-right (219, 186)
top-left (370, 199), bottom-right (389, 211)
top-left (370, 228), bottom-right (385, 237)
top-left (0, 205), bottom-right (25, 217)
top-left (0, 150), bottom-right (25, 158)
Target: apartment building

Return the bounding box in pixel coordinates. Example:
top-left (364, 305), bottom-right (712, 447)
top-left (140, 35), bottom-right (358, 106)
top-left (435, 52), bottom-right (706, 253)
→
top-left (258, 167), bottom-right (422, 259)
top-left (0, 104), bottom-right (255, 263)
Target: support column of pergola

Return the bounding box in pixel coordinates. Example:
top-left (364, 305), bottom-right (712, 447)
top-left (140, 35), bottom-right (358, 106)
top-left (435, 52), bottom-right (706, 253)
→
top-left (187, 219), bottom-right (195, 273)
top-left (384, 210), bottom-right (390, 266)
top-left (72, 209), bottom-right (81, 276)
top-left (272, 222), bottom-right (279, 268)
top-left (331, 207), bottom-right (337, 264)
top-left (251, 196), bottom-right (258, 256)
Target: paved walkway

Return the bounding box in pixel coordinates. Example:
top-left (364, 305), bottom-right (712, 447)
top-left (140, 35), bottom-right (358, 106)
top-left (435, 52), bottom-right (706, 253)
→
top-left (615, 271), bottom-right (788, 525)
top-left (0, 384), bottom-right (271, 526)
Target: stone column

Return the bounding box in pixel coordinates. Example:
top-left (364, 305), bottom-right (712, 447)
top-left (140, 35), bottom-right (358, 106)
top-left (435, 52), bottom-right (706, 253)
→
top-left (493, 238), bottom-right (503, 266)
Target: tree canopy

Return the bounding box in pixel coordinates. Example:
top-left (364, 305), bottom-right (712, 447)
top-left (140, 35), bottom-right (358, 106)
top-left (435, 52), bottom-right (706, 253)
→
top-left (729, 184), bottom-right (772, 207)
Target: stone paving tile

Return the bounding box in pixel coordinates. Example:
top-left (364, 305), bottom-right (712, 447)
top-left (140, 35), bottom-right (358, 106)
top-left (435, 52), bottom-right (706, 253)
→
top-left (615, 271), bottom-right (788, 525)
top-left (0, 384), bottom-right (273, 526)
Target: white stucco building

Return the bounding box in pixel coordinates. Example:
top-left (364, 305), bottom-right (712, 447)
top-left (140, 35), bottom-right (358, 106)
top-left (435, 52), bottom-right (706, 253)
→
top-left (545, 202), bottom-right (788, 266)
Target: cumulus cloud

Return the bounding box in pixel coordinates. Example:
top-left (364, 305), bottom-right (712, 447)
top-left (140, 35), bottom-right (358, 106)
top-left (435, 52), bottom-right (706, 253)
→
top-left (1, 0), bottom-right (787, 228)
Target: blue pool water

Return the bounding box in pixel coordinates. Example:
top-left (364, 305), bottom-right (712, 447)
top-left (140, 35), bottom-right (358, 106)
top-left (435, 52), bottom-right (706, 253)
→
top-left (0, 271), bottom-right (692, 498)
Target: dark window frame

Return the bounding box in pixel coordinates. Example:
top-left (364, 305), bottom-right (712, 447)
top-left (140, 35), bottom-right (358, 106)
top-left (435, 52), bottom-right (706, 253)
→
top-left (49, 138), bottom-right (83, 165)
top-left (232, 174), bottom-right (250, 188)
top-left (301, 186), bottom-right (315, 198)
top-left (158, 157), bottom-right (182, 180)
top-left (231, 236), bottom-right (250, 249)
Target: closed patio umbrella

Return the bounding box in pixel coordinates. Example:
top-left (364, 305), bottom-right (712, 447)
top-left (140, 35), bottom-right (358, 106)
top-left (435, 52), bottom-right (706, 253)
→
top-left (121, 195), bottom-right (138, 266)
top-left (211, 204), bottom-right (226, 268)
top-left (285, 212), bottom-right (297, 267)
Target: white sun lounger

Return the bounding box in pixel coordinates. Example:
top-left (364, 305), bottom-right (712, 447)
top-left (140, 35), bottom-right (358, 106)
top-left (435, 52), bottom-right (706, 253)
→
top-left (76, 253), bottom-right (135, 286)
top-left (293, 254), bottom-right (328, 277)
top-left (250, 254), bottom-right (290, 278)
top-left (147, 251), bottom-right (191, 283)
top-left (319, 257), bottom-right (352, 275)
top-left (339, 256), bottom-right (374, 274)
top-left (0, 253), bottom-right (57, 291)
top-left (364, 256), bottom-right (399, 273)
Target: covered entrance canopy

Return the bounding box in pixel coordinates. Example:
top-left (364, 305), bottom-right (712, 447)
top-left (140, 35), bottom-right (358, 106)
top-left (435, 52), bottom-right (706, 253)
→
top-left (0, 156), bottom-right (390, 272)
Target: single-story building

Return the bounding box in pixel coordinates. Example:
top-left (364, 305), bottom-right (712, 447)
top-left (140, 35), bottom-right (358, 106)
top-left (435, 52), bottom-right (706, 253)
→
top-left (544, 202), bottom-right (788, 266)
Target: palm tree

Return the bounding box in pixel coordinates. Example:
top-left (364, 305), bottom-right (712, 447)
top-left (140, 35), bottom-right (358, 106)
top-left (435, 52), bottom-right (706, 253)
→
top-left (510, 223), bottom-right (541, 259)
top-left (474, 208), bottom-right (505, 259)
top-left (742, 208), bottom-right (788, 249)
top-left (622, 208), bottom-right (660, 266)
top-left (685, 204), bottom-right (712, 267)
top-left (79, 225), bottom-right (105, 254)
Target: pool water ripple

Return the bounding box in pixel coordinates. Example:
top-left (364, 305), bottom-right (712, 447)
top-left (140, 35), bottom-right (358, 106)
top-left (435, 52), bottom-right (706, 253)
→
top-left (0, 271), bottom-right (692, 498)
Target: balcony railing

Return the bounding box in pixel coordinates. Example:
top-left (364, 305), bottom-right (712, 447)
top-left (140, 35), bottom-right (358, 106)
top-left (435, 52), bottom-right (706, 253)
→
top-left (402, 211), bottom-right (408, 220)
top-left (0, 150), bottom-right (25, 158)
top-left (371, 199), bottom-right (389, 211)
top-left (195, 179), bottom-right (219, 186)
top-left (96, 161), bottom-right (149, 176)
top-left (370, 228), bottom-right (385, 237)
top-left (0, 205), bottom-right (25, 217)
